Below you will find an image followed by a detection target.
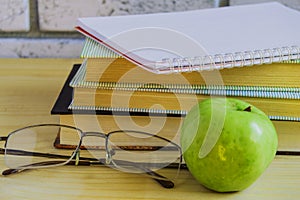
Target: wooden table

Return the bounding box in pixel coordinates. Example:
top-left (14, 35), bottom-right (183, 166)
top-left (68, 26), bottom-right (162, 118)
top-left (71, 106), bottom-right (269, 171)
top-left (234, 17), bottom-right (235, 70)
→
top-left (0, 59), bottom-right (299, 200)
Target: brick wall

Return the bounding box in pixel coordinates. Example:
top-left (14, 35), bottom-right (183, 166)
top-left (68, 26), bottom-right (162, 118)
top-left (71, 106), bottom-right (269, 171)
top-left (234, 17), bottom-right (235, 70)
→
top-left (0, 0), bottom-right (299, 58)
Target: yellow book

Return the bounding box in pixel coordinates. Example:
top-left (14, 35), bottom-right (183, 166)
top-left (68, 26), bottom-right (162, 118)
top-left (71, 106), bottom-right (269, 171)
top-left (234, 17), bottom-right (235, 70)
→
top-left (56, 114), bottom-right (183, 147)
top-left (76, 58), bottom-right (300, 88)
top-left (70, 87), bottom-right (300, 119)
top-left (56, 113), bottom-right (300, 153)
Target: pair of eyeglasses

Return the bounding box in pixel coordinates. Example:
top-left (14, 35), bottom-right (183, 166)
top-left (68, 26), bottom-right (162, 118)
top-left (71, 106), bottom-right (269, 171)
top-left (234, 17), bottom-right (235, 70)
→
top-left (0, 124), bottom-right (183, 188)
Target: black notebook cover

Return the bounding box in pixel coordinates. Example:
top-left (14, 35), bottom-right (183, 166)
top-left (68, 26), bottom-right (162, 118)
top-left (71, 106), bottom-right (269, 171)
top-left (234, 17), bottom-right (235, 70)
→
top-left (51, 64), bottom-right (80, 115)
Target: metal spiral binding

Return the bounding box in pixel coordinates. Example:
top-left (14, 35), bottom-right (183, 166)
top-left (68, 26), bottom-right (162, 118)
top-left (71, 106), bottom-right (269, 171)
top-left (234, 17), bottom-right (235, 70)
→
top-left (68, 104), bottom-right (185, 116)
top-left (79, 82), bottom-right (300, 99)
top-left (81, 38), bottom-right (121, 58)
top-left (269, 116), bottom-right (300, 122)
top-left (68, 104), bottom-right (300, 122)
top-left (158, 46), bottom-right (300, 72)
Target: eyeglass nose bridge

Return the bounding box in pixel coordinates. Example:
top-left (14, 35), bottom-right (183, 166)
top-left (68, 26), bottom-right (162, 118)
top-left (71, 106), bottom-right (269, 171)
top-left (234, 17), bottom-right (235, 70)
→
top-left (81, 131), bottom-right (113, 165)
top-left (105, 149), bottom-right (114, 165)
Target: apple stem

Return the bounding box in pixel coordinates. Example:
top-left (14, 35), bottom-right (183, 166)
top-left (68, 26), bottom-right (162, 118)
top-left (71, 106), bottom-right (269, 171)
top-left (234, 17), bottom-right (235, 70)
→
top-left (243, 106), bottom-right (251, 112)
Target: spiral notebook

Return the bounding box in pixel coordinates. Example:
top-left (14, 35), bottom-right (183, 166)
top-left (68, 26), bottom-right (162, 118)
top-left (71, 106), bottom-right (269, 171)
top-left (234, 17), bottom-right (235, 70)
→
top-left (76, 2), bottom-right (300, 74)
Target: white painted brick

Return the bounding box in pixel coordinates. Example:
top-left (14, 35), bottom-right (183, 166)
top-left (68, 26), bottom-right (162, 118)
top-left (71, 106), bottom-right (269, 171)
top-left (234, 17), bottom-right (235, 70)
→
top-left (0, 38), bottom-right (84, 58)
top-left (38, 0), bottom-right (101, 31)
top-left (38, 0), bottom-right (215, 31)
top-left (230, 0), bottom-right (300, 11)
top-left (0, 0), bottom-right (30, 31)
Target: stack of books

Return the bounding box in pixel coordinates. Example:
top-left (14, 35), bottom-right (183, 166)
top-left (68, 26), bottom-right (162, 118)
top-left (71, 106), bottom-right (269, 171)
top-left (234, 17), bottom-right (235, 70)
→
top-left (52, 2), bottom-right (300, 149)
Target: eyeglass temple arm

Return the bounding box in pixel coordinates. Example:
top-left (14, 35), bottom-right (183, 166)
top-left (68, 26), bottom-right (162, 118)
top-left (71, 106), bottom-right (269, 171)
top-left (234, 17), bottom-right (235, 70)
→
top-left (1, 158), bottom-right (174, 189)
top-left (146, 170), bottom-right (174, 189)
top-left (1, 160), bottom-right (93, 175)
top-left (1, 147), bottom-right (186, 169)
top-left (100, 158), bottom-right (175, 189)
top-left (0, 137), bottom-right (8, 141)
top-left (1, 148), bottom-right (175, 188)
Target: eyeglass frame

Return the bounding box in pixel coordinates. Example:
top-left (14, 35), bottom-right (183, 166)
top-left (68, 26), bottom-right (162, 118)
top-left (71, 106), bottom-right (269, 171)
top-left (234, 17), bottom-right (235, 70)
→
top-left (0, 123), bottom-right (183, 189)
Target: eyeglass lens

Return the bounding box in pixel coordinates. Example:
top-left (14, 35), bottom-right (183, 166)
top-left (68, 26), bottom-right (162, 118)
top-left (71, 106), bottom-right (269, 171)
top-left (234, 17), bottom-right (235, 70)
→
top-left (107, 131), bottom-right (181, 180)
top-left (4, 125), bottom-right (82, 169)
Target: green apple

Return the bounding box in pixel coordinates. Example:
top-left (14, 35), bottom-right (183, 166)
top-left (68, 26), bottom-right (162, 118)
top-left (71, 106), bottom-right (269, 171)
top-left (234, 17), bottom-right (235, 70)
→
top-left (180, 98), bottom-right (278, 192)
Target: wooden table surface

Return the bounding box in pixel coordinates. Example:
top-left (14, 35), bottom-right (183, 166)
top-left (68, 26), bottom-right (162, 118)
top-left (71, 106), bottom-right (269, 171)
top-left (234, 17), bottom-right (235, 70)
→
top-left (0, 59), bottom-right (299, 200)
